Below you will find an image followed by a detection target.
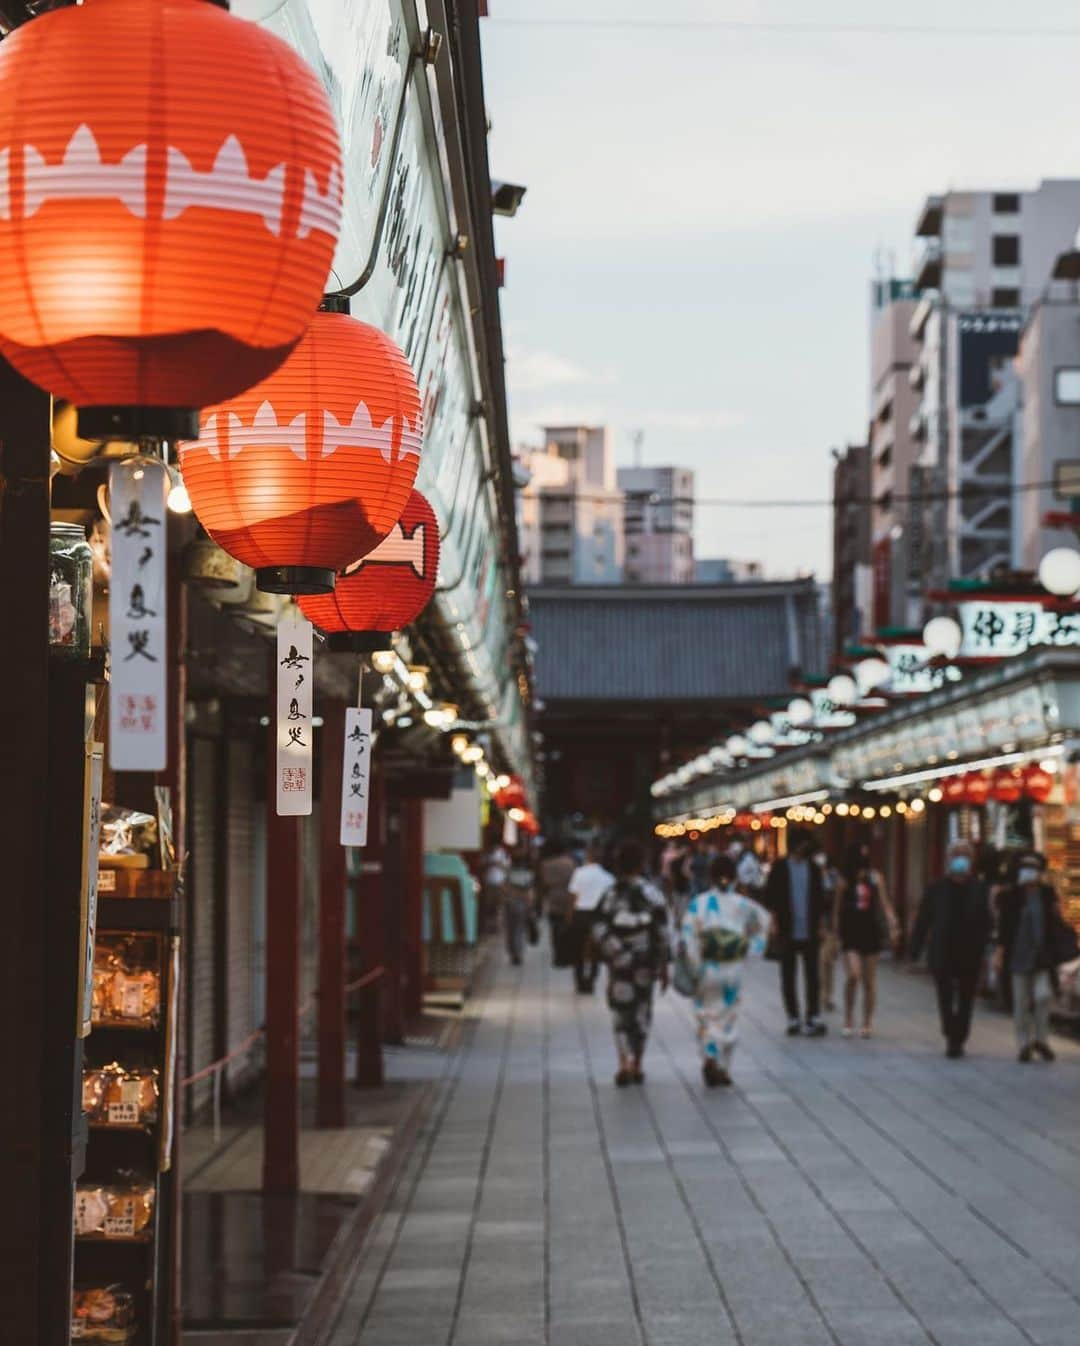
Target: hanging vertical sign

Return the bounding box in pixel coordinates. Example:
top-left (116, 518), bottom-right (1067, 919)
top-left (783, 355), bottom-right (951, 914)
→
top-left (277, 617), bottom-right (314, 815)
top-left (340, 707), bottom-right (373, 845)
top-left (109, 459), bottom-right (168, 771)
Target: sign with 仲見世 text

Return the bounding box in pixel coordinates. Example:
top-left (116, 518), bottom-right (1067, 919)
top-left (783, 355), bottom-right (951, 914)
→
top-left (277, 617), bottom-right (313, 816)
top-left (958, 601), bottom-right (1080, 659)
top-left (109, 460), bottom-right (168, 771)
top-left (340, 707), bottom-right (373, 845)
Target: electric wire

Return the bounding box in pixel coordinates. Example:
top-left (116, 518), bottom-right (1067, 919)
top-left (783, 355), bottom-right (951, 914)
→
top-left (486, 17), bottom-right (1080, 39)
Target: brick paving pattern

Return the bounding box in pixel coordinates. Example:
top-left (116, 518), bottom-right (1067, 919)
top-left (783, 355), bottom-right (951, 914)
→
top-left (329, 949), bottom-right (1080, 1346)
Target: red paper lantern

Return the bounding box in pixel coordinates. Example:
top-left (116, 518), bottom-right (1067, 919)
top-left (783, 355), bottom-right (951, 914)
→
top-left (963, 772), bottom-right (992, 807)
top-left (989, 768), bottom-right (1022, 804)
top-left (494, 776), bottom-right (528, 812)
top-left (516, 809), bottom-right (540, 836)
top-left (0, 0), bottom-right (342, 440)
top-left (181, 307), bottom-right (423, 593)
top-left (942, 776), bottom-right (967, 806)
top-left (1023, 764), bottom-right (1055, 804)
top-left (298, 489), bottom-right (439, 641)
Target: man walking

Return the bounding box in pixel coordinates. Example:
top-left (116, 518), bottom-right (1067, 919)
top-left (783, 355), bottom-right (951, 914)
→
top-left (764, 828), bottom-right (827, 1036)
top-left (567, 840), bottom-right (613, 992)
top-left (909, 839), bottom-right (991, 1058)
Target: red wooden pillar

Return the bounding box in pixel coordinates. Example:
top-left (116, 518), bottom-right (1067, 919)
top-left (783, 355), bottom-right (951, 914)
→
top-left (355, 769), bottom-right (385, 1087)
top-left (403, 796), bottom-right (425, 1019)
top-left (263, 713), bottom-right (301, 1192)
top-left (317, 702), bottom-right (347, 1128)
top-left (382, 784), bottom-right (406, 1046)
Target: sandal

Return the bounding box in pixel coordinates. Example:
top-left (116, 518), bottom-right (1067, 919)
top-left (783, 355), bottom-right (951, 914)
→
top-left (615, 1069), bottom-right (632, 1088)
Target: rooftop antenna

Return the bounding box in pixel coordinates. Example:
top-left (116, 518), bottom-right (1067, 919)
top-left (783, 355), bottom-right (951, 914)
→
top-left (632, 428), bottom-right (644, 469)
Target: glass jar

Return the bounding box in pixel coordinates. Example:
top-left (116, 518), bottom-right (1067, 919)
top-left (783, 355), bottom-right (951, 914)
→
top-left (49, 521), bottom-right (93, 659)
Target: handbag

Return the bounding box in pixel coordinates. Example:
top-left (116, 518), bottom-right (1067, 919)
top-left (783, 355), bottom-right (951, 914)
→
top-left (1047, 911), bottom-right (1080, 966)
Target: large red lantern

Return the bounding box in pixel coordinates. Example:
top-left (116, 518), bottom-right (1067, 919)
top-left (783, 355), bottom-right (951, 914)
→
top-left (181, 305), bottom-right (423, 593)
top-left (989, 768), bottom-right (1022, 804)
top-left (494, 776), bottom-right (528, 812)
top-left (0, 0), bottom-right (342, 440)
top-left (942, 776), bottom-right (967, 806)
top-left (963, 772), bottom-right (992, 807)
top-left (1023, 764), bottom-right (1055, 804)
top-left (298, 489), bottom-right (439, 643)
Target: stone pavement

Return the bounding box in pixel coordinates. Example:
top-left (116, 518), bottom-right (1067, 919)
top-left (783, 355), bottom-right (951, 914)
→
top-left (328, 947), bottom-right (1080, 1346)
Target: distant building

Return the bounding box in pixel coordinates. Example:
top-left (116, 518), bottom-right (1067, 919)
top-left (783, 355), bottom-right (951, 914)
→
top-left (617, 465), bottom-right (694, 583)
top-left (832, 444), bottom-right (872, 654)
top-left (1015, 249), bottom-right (1080, 569)
top-left (907, 180), bottom-right (1080, 595)
top-left (694, 558), bottom-right (763, 584)
top-left (516, 425), bottom-right (624, 585)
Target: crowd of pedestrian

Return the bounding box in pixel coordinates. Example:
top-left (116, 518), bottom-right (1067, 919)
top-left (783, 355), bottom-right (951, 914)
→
top-left (479, 824), bottom-right (1080, 1088)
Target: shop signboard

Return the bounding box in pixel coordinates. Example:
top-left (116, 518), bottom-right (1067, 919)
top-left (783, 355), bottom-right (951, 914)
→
top-left (340, 707), bottom-right (374, 845)
top-left (809, 689), bottom-right (856, 729)
top-left (769, 711), bottom-right (812, 747)
top-left (276, 617), bottom-right (314, 816)
top-left (886, 643), bottom-right (964, 695)
top-left (108, 459), bottom-right (168, 771)
top-left (958, 600), bottom-right (1080, 659)
top-left (1010, 684), bottom-right (1049, 741)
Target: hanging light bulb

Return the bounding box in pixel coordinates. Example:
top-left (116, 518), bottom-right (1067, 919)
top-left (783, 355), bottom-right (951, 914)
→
top-left (922, 615), bottom-right (962, 659)
top-left (787, 697), bottom-right (814, 726)
top-left (451, 734), bottom-right (469, 757)
top-left (166, 465), bottom-right (192, 515)
top-left (1039, 547), bottom-right (1080, 597)
top-left (827, 673), bottom-right (857, 706)
top-left (748, 720), bottom-right (775, 746)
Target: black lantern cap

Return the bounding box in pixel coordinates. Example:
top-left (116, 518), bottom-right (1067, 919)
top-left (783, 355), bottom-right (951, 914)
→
top-left (78, 405), bottom-right (200, 442)
top-left (256, 566), bottom-right (336, 596)
top-left (326, 631), bottom-right (393, 654)
top-left (319, 294), bottom-right (351, 314)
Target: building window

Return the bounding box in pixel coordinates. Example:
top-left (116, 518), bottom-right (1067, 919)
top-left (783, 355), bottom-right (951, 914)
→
top-left (1055, 368), bottom-right (1080, 404)
top-left (991, 287), bottom-right (1021, 307)
top-left (992, 235), bottom-right (1020, 265)
top-left (993, 192), bottom-right (1020, 213)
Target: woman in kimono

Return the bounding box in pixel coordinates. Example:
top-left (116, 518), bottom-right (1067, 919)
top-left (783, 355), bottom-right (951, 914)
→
top-left (592, 839), bottom-right (670, 1086)
top-left (681, 854), bottom-right (771, 1087)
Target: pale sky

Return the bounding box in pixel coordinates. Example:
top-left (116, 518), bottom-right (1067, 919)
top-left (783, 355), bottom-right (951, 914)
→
top-left (483, 0), bottom-right (1080, 579)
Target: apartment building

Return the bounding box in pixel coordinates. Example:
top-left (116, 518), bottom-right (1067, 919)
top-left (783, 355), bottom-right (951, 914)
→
top-left (617, 465), bottom-right (695, 583)
top-left (831, 443), bottom-right (872, 654)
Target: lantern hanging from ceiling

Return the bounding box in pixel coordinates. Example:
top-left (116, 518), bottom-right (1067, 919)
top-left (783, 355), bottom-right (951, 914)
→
top-left (1023, 764), bottom-right (1054, 804)
top-left (181, 303), bottom-right (423, 594)
top-left (988, 768), bottom-right (1022, 804)
top-left (942, 776), bottom-right (967, 807)
top-left (0, 0), bottom-right (343, 441)
top-left (963, 772), bottom-right (992, 807)
top-left (298, 489), bottom-right (439, 645)
top-left (494, 776), bottom-right (528, 812)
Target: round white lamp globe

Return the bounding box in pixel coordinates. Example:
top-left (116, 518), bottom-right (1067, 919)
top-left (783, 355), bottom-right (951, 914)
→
top-left (922, 614), bottom-right (962, 659)
top-left (787, 697), bottom-right (814, 726)
top-left (1039, 547), bottom-right (1080, 597)
top-left (827, 673), bottom-right (858, 705)
top-left (856, 656), bottom-right (891, 694)
top-left (727, 734), bottom-right (749, 758)
top-left (748, 719), bottom-right (775, 745)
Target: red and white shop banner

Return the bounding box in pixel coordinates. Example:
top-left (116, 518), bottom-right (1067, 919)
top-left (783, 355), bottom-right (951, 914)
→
top-left (276, 617), bottom-right (313, 816)
top-left (109, 459), bottom-right (168, 771)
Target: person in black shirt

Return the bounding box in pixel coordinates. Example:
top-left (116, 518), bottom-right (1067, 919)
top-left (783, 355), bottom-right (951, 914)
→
top-left (909, 840), bottom-right (991, 1058)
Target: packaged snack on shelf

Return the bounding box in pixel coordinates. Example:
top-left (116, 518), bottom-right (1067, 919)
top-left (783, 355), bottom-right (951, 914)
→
top-left (72, 1283), bottom-right (136, 1342)
top-left (82, 1068), bottom-right (109, 1122)
top-left (103, 1176), bottom-right (156, 1238)
top-left (74, 1184), bottom-right (109, 1236)
top-left (99, 804), bottom-right (158, 861)
top-left (102, 1064), bottom-right (160, 1125)
top-left (91, 935), bottom-right (161, 1028)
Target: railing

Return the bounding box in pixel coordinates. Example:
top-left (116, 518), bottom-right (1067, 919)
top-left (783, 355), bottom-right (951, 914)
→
top-left (180, 967), bottom-right (386, 1147)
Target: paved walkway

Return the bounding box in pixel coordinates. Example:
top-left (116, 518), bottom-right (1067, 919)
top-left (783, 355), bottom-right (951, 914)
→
top-left (329, 947), bottom-right (1080, 1346)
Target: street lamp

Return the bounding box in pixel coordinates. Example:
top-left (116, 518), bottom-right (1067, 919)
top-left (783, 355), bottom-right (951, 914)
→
top-left (855, 657), bottom-right (890, 694)
top-left (787, 697), bottom-right (814, 726)
top-left (1038, 547), bottom-right (1080, 597)
top-left (748, 720), bottom-right (775, 746)
top-left (727, 734), bottom-right (749, 758)
top-left (827, 673), bottom-right (857, 706)
top-left (922, 614), bottom-right (962, 659)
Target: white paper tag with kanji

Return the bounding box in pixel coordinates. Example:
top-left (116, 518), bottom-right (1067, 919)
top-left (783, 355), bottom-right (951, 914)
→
top-left (340, 708), bottom-right (373, 845)
top-left (109, 459), bottom-right (168, 771)
top-left (277, 618), bottom-right (313, 815)
top-left (104, 1208), bottom-right (136, 1238)
top-left (71, 1322), bottom-right (86, 1338)
top-left (107, 1100), bottom-right (140, 1125)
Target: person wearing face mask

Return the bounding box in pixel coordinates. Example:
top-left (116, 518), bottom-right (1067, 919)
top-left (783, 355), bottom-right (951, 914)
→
top-left (909, 840), bottom-right (991, 1058)
top-left (764, 828), bottom-right (828, 1037)
top-left (994, 852), bottom-right (1075, 1063)
top-left (836, 842), bottom-right (899, 1039)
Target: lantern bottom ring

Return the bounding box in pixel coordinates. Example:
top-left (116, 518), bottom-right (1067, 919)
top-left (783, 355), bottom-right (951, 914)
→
top-left (325, 631), bottom-right (394, 654)
top-left (256, 565), bottom-right (336, 596)
top-left (78, 405), bottom-right (200, 444)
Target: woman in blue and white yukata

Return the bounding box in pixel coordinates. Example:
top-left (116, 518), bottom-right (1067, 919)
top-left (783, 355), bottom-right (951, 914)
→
top-left (680, 854), bottom-right (772, 1087)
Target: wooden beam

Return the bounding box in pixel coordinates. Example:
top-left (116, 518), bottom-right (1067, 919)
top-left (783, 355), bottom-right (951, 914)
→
top-left (317, 701), bottom-right (347, 1128)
